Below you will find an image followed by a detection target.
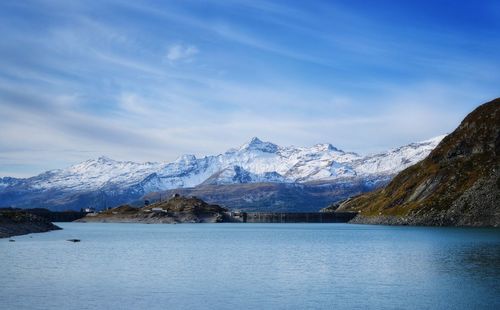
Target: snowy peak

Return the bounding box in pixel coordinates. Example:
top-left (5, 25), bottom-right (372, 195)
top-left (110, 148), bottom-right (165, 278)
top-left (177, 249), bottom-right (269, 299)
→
top-left (239, 137), bottom-right (279, 153)
top-left (418, 134), bottom-right (448, 146)
top-left (96, 155), bottom-right (115, 163)
top-left (71, 156), bottom-right (118, 171)
top-left (311, 143), bottom-right (342, 153)
top-left (354, 135), bottom-right (446, 176)
top-left (174, 154), bottom-right (197, 164)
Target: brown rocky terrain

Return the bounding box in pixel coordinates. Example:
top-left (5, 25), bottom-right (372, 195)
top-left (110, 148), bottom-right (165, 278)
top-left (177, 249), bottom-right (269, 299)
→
top-left (77, 195), bottom-right (228, 224)
top-left (143, 178), bottom-right (385, 212)
top-left (0, 210), bottom-right (61, 238)
top-left (324, 98), bottom-right (500, 227)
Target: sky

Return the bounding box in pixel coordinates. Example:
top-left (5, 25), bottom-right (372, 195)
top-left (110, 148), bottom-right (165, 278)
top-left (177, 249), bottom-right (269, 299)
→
top-left (0, 0), bottom-right (499, 177)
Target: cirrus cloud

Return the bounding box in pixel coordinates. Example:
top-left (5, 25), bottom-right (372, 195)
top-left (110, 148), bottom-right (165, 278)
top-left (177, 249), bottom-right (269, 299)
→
top-left (166, 44), bottom-right (199, 62)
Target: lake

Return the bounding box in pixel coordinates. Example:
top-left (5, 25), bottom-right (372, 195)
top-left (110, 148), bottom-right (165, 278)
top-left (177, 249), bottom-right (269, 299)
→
top-left (1, 223), bottom-right (499, 309)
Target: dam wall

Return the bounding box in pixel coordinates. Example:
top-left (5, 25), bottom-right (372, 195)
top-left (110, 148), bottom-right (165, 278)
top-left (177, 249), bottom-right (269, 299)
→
top-left (226, 212), bottom-right (357, 223)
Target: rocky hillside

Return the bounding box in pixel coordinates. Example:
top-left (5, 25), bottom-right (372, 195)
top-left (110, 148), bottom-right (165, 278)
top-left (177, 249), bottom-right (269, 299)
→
top-left (330, 98), bottom-right (500, 227)
top-left (0, 210), bottom-right (61, 238)
top-left (144, 177), bottom-right (386, 212)
top-left (77, 195), bottom-right (228, 224)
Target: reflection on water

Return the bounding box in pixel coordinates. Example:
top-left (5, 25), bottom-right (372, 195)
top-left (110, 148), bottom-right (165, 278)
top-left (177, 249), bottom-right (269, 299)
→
top-left (1, 223), bottom-right (499, 310)
top-left (455, 244), bottom-right (500, 279)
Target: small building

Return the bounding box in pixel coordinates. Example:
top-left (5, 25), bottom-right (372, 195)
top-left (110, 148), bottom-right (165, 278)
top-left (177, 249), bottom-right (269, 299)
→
top-left (230, 211), bottom-right (244, 218)
top-left (151, 207), bottom-right (164, 212)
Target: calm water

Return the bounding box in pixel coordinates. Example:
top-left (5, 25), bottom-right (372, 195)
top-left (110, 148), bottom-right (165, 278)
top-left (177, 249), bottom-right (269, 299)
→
top-left (1, 223), bottom-right (499, 310)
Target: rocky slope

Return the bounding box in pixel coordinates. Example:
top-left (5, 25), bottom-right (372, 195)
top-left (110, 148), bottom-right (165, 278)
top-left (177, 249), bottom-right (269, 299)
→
top-left (329, 98), bottom-right (500, 227)
top-left (0, 136), bottom-right (443, 211)
top-left (77, 195), bottom-right (228, 224)
top-left (0, 210), bottom-right (61, 238)
top-left (144, 177), bottom-right (387, 212)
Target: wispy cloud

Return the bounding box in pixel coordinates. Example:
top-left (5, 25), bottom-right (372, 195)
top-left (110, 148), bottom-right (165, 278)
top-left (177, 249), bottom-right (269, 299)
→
top-left (0, 0), bottom-right (498, 177)
top-left (166, 44), bottom-right (199, 62)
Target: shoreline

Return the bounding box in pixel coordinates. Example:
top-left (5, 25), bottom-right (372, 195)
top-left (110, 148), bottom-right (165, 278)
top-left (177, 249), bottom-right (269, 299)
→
top-left (0, 211), bottom-right (61, 239)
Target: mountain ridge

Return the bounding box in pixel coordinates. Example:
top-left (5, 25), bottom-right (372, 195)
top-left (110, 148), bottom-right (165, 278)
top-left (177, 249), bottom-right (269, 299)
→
top-left (0, 135), bottom-right (445, 211)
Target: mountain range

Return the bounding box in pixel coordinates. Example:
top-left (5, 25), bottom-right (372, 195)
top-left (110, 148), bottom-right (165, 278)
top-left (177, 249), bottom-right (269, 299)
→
top-left (0, 136), bottom-right (444, 211)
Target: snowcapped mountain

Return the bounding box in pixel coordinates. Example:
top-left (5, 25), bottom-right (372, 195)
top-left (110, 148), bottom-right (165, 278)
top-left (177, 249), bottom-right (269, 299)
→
top-left (138, 136), bottom-right (444, 189)
top-left (0, 135), bottom-right (445, 211)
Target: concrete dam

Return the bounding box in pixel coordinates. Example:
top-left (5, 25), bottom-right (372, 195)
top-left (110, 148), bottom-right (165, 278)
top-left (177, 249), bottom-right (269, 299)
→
top-left (226, 212), bottom-right (357, 223)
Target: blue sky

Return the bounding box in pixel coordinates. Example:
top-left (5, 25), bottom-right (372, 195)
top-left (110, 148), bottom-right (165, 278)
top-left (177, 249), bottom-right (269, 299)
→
top-left (0, 0), bottom-right (499, 177)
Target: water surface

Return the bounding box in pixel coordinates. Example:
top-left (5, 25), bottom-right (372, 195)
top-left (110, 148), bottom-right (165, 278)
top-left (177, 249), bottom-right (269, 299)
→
top-left (1, 223), bottom-right (499, 309)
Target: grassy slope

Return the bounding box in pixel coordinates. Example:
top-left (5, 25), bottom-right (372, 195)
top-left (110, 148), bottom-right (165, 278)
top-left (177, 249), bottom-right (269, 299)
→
top-left (336, 98), bottom-right (499, 224)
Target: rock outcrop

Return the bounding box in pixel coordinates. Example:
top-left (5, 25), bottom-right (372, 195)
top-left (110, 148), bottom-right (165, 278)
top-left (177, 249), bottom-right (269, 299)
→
top-left (0, 210), bottom-right (61, 238)
top-left (77, 195), bottom-right (228, 224)
top-left (329, 98), bottom-right (500, 227)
